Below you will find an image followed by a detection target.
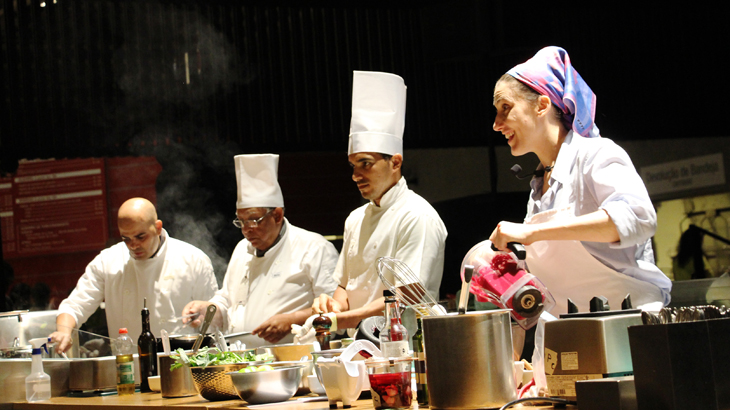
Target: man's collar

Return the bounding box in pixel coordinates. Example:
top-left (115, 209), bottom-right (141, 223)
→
top-left (149, 229), bottom-right (166, 259)
top-left (372, 177), bottom-right (406, 209)
top-left (254, 219), bottom-right (288, 257)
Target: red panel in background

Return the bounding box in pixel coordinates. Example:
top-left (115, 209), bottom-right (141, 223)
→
top-left (4, 157), bottom-right (161, 297)
top-left (105, 157), bottom-right (161, 240)
top-left (0, 177), bottom-right (15, 256)
top-left (12, 158), bottom-right (108, 257)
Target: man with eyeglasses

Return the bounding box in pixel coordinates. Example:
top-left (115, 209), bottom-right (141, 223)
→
top-left (182, 154), bottom-right (339, 347)
top-left (50, 197), bottom-right (218, 353)
top-left (312, 71), bottom-right (447, 335)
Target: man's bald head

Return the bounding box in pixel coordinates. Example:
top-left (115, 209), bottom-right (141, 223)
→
top-left (118, 197), bottom-right (158, 225)
top-left (118, 198), bottom-right (163, 260)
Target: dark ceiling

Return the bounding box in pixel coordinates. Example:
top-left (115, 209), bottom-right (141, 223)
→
top-left (2, 0), bottom-right (727, 172)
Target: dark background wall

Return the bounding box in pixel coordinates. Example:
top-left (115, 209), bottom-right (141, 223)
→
top-left (1, 0), bottom-right (728, 299)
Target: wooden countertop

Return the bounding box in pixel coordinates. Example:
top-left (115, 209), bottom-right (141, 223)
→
top-left (10, 394), bottom-right (365, 410)
top-left (8, 392), bottom-right (578, 410)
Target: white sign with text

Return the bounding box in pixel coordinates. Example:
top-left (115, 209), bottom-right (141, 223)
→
top-left (641, 153), bottom-right (726, 196)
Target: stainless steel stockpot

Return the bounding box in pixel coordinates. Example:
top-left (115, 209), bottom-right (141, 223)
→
top-left (423, 310), bottom-right (516, 409)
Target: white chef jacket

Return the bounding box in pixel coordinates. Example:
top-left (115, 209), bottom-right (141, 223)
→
top-left (210, 219), bottom-right (339, 345)
top-left (58, 229), bottom-right (219, 339)
top-left (334, 177), bottom-right (447, 311)
top-left (526, 131), bottom-right (672, 305)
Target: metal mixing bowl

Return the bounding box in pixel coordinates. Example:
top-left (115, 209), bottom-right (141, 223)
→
top-left (227, 365), bottom-right (304, 404)
top-left (270, 360), bottom-right (314, 395)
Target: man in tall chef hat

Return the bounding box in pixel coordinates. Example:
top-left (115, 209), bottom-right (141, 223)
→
top-left (50, 197), bottom-right (219, 353)
top-left (183, 154), bottom-right (339, 347)
top-left (312, 71), bottom-right (448, 331)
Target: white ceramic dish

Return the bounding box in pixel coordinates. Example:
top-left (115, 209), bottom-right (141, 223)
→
top-left (307, 374), bottom-right (325, 395)
top-left (148, 375), bottom-right (161, 392)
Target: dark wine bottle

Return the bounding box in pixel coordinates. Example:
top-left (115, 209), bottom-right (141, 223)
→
top-left (413, 317), bottom-right (429, 405)
top-left (137, 298), bottom-right (157, 393)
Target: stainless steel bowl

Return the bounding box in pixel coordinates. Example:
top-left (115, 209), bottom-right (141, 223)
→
top-left (270, 360), bottom-right (314, 395)
top-left (227, 365), bottom-right (304, 404)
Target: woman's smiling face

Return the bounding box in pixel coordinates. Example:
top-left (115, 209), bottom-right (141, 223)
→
top-left (492, 80), bottom-right (541, 157)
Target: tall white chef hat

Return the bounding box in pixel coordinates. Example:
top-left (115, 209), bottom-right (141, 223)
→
top-left (348, 71), bottom-right (407, 156)
top-left (234, 154), bottom-right (284, 209)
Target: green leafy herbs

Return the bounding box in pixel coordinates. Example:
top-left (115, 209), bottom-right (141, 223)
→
top-left (169, 347), bottom-right (275, 370)
top-left (243, 351), bottom-right (276, 363)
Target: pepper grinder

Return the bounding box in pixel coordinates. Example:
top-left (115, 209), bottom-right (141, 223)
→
top-left (313, 314), bottom-right (332, 350)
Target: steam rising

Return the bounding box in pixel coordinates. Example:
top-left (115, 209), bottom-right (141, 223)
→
top-left (111, 3), bottom-right (258, 283)
top-left (132, 133), bottom-right (241, 285)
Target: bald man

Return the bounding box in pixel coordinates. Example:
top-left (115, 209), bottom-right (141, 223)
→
top-left (51, 198), bottom-right (218, 353)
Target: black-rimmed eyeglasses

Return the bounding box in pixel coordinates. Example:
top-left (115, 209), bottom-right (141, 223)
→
top-left (232, 208), bottom-right (273, 229)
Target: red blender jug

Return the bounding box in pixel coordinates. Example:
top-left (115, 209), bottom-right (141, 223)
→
top-left (461, 240), bottom-right (555, 329)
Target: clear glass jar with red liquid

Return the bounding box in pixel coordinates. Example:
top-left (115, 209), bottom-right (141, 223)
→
top-left (365, 357), bottom-right (414, 410)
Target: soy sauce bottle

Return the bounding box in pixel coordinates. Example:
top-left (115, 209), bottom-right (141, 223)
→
top-left (137, 298), bottom-right (157, 392)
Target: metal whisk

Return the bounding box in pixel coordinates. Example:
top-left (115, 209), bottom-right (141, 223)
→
top-left (377, 257), bottom-right (446, 316)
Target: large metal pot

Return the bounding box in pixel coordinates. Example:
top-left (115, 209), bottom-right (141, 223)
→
top-left (157, 335), bottom-right (214, 352)
top-left (68, 355), bottom-right (141, 391)
top-left (0, 345), bottom-right (32, 359)
top-left (423, 310), bottom-right (516, 409)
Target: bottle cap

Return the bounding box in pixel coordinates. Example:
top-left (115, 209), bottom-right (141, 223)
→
top-left (383, 289), bottom-right (394, 298)
top-left (119, 328), bottom-right (128, 334)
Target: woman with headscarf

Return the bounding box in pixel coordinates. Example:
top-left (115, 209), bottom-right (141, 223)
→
top-left (490, 46), bottom-right (671, 315)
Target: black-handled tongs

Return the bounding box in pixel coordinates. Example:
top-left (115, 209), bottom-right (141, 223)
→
top-left (192, 304), bottom-right (217, 353)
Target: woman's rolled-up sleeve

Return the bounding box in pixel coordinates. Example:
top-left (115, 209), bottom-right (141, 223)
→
top-left (585, 140), bottom-right (657, 248)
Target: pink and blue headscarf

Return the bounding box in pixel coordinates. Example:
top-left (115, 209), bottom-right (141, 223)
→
top-left (507, 46), bottom-right (600, 138)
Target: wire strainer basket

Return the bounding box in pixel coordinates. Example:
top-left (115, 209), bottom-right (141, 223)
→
top-left (189, 363), bottom-right (249, 401)
top-left (377, 257), bottom-right (446, 317)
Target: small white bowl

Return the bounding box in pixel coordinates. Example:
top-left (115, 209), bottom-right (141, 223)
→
top-left (522, 369), bottom-right (534, 387)
top-left (148, 375), bottom-right (161, 392)
top-left (307, 374), bottom-right (325, 395)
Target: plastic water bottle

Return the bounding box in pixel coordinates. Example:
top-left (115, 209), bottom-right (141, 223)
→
top-left (114, 328), bottom-right (136, 395)
top-left (26, 337), bottom-right (51, 402)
